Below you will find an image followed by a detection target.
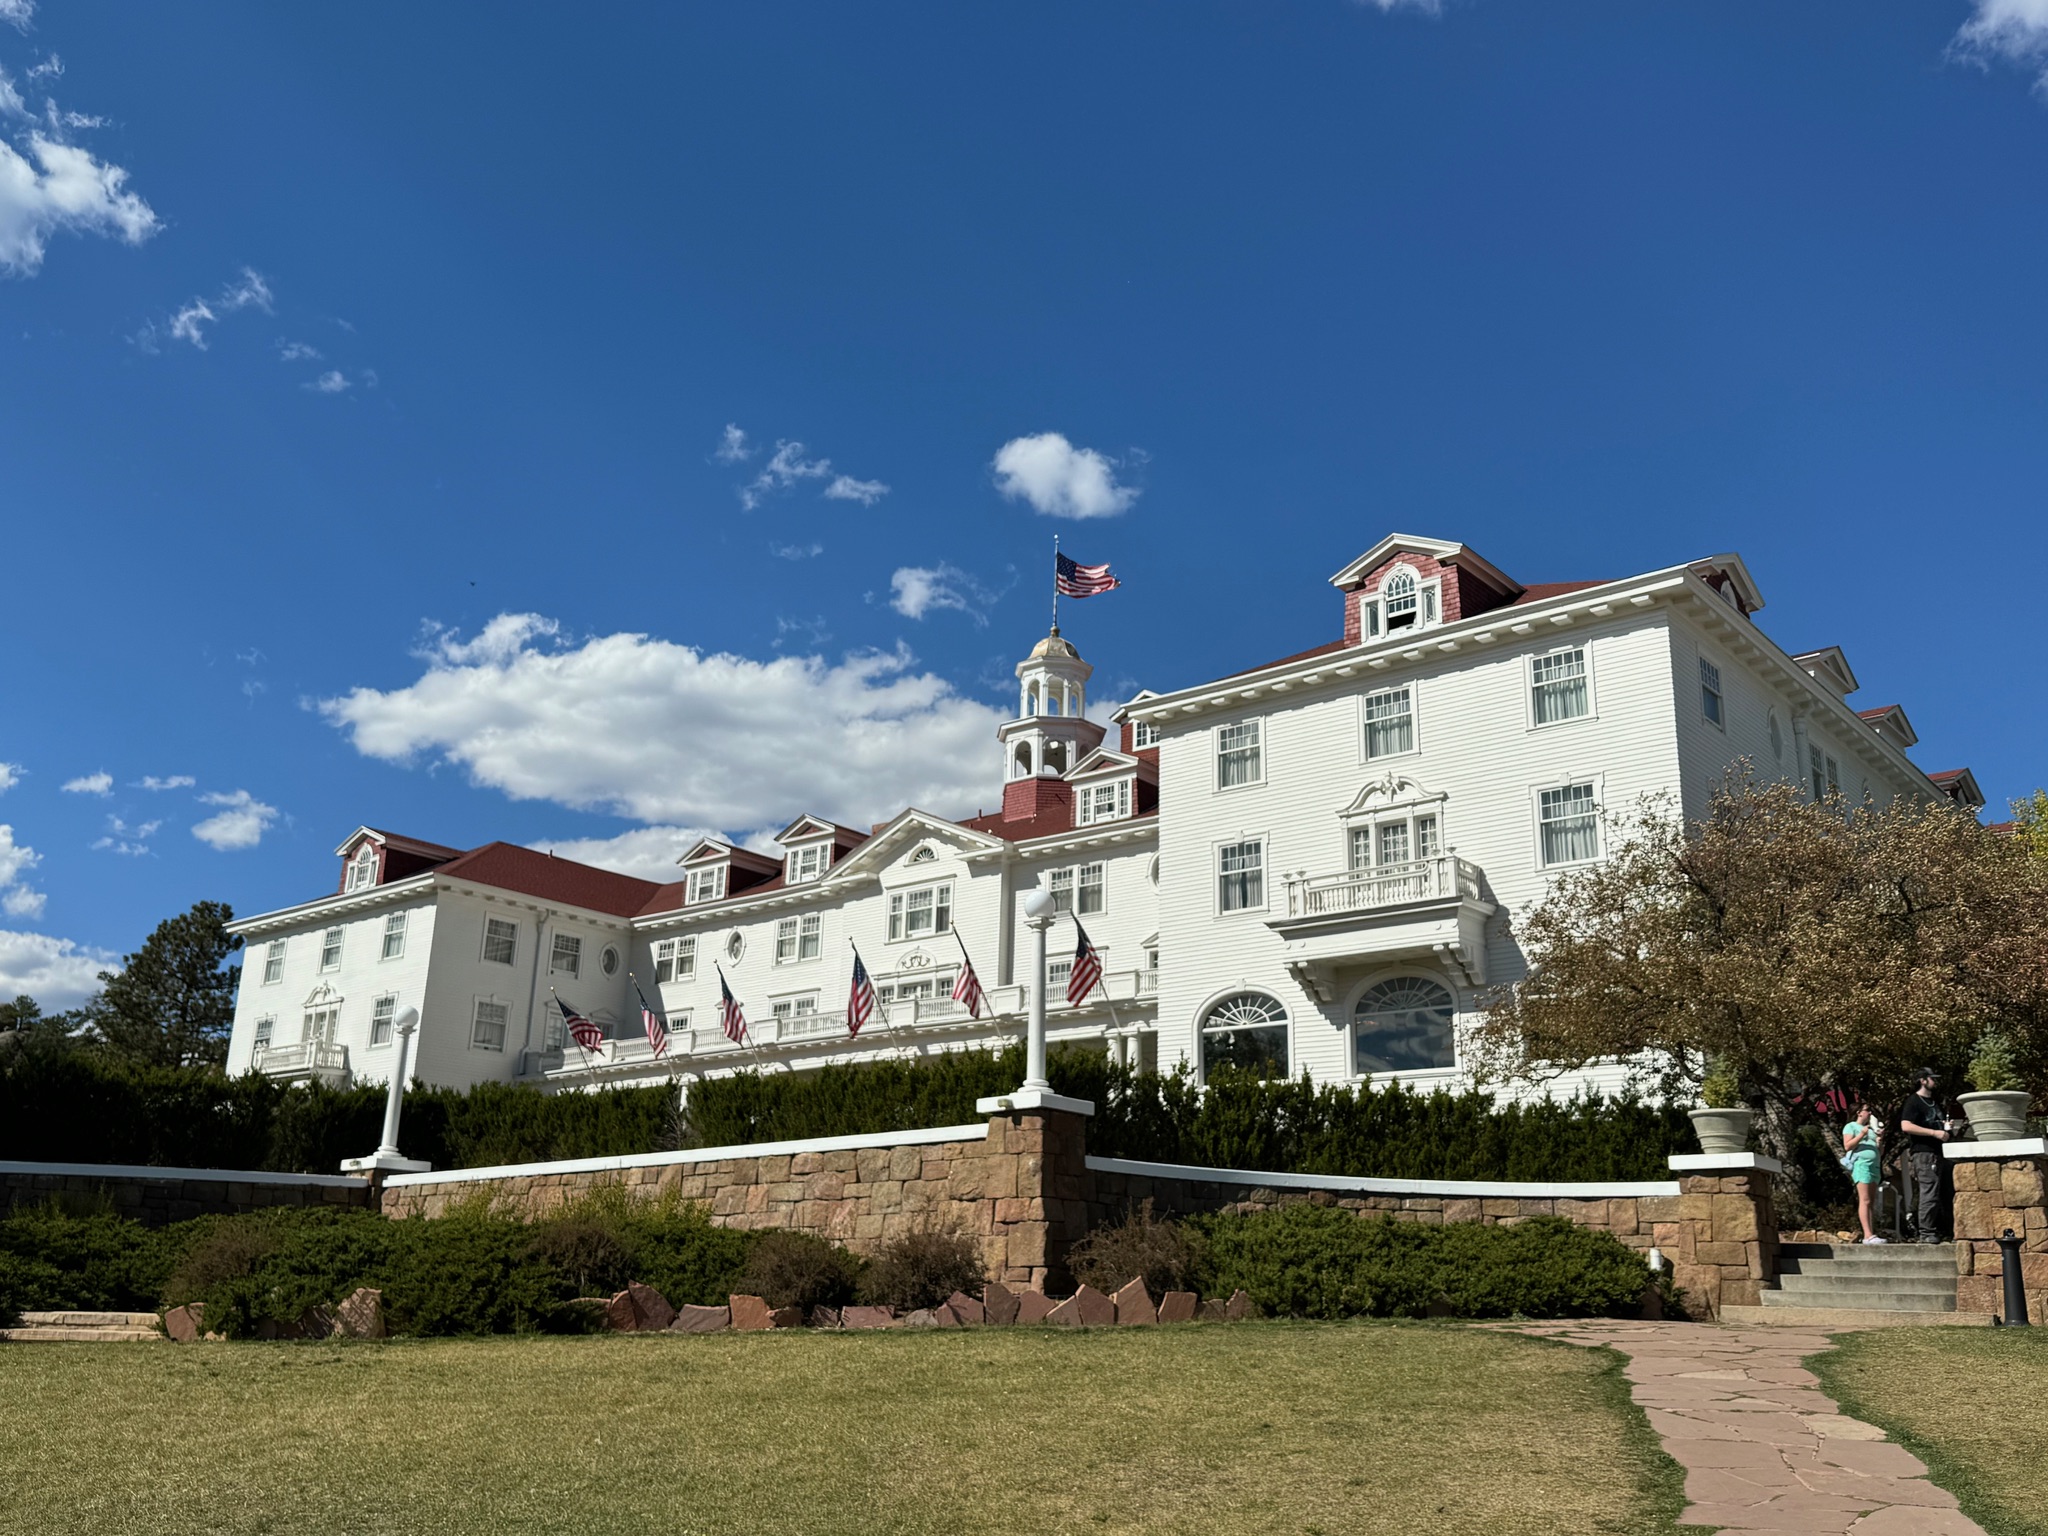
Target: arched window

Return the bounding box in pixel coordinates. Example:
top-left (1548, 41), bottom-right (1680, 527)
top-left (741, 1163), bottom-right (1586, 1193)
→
top-left (1025, 684), bottom-right (1040, 716)
top-left (1382, 568), bottom-right (1419, 631)
top-left (1012, 741), bottom-right (1034, 779)
top-left (1353, 976), bottom-right (1456, 1074)
top-left (1200, 992), bottom-right (1288, 1079)
top-left (345, 844), bottom-right (377, 892)
top-left (1044, 740), bottom-right (1068, 774)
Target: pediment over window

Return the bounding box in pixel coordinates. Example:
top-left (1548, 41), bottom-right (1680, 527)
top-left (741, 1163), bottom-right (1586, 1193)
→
top-left (822, 810), bottom-right (1003, 884)
top-left (1339, 773), bottom-right (1447, 820)
top-left (302, 981), bottom-right (341, 1008)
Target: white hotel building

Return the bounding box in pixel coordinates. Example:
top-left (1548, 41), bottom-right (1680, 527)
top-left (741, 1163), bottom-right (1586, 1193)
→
top-left (224, 533), bottom-right (1982, 1100)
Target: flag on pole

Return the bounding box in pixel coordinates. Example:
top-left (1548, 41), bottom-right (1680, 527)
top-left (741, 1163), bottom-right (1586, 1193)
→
top-left (1066, 918), bottom-right (1104, 1006)
top-left (557, 995), bottom-right (606, 1053)
top-left (633, 979), bottom-right (669, 1057)
top-left (951, 932), bottom-right (987, 1020)
top-left (716, 967), bottom-right (748, 1044)
top-left (1056, 551), bottom-right (1121, 598)
top-left (846, 947), bottom-right (877, 1037)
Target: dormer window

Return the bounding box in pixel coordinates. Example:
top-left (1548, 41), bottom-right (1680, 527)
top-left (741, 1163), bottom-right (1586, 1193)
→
top-left (1357, 565), bottom-right (1441, 640)
top-left (1384, 569), bottom-right (1419, 631)
top-left (687, 865), bottom-right (727, 904)
top-left (786, 844), bottom-right (830, 885)
top-left (344, 845), bottom-right (377, 893)
top-left (1077, 779), bottom-right (1132, 826)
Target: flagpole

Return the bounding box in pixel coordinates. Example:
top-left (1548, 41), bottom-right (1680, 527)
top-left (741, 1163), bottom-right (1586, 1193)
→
top-left (1052, 533), bottom-right (1060, 633)
top-left (549, 986), bottom-right (597, 1076)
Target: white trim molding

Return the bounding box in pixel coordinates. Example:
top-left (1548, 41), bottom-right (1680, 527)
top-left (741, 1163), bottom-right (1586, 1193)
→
top-left (1085, 1155), bottom-right (1678, 1200)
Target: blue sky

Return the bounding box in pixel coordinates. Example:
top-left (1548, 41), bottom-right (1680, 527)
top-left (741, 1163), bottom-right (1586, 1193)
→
top-left (5, 1), bottom-right (2047, 1005)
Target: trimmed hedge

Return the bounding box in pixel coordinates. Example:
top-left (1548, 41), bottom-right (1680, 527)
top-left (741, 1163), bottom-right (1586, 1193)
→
top-left (2, 1045), bottom-right (1692, 1182)
top-left (1194, 1205), bottom-right (1665, 1320)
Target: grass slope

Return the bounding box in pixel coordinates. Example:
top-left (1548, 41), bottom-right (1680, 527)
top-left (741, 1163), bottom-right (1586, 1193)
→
top-left (0, 1322), bottom-right (1687, 1536)
top-left (1812, 1328), bottom-right (2048, 1536)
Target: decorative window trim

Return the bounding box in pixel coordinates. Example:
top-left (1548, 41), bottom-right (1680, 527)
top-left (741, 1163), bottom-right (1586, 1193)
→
top-left (380, 911), bottom-right (408, 962)
top-left (774, 913), bottom-right (823, 965)
top-left (1044, 861), bottom-right (1107, 917)
top-left (1076, 778), bottom-right (1133, 826)
top-left (1344, 969), bottom-right (1460, 1079)
top-left (369, 994), bottom-right (397, 1048)
top-left (343, 845), bottom-right (377, 894)
top-left (1531, 776), bottom-right (1604, 870)
top-left (470, 996), bottom-right (510, 1052)
top-left (785, 843), bottom-right (831, 885)
top-left (1215, 718), bottom-right (1265, 792)
top-left (250, 1015), bottom-right (276, 1052)
top-left (261, 939), bottom-right (286, 986)
top-left (1527, 644), bottom-right (1594, 730)
top-left (600, 945), bottom-right (620, 978)
top-left (887, 880), bottom-right (954, 943)
top-left (687, 865), bottom-right (728, 904)
top-left (1214, 836), bottom-right (1268, 916)
top-left (1361, 563), bottom-right (1444, 641)
top-left (1196, 989), bottom-right (1290, 1083)
top-left (319, 927), bottom-right (344, 973)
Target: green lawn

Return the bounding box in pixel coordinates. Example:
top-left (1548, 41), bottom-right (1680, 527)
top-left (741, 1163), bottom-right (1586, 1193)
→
top-left (0, 1322), bottom-right (1686, 1536)
top-left (1812, 1327), bottom-right (2048, 1536)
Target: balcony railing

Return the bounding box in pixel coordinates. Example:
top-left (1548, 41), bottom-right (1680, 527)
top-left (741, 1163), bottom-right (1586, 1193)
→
top-left (253, 1041), bottom-right (350, 1078)
top-left (1283, 856), bottom-right (1482, 920)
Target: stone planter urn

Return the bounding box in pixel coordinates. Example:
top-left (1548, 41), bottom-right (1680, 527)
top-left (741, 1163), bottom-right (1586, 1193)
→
top-left (1688, 1108), bottom-right (1754, 1156)
top-left (1957, 1091), bottom-right (2031, 1143)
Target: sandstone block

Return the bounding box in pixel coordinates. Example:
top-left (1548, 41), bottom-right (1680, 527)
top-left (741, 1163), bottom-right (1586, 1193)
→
top-left (2003, 1163), bottom-right (2046, 1210)
top-left (1708, 1194), bottom-right (1759, 1241)
top-left (624, 1281), bottom-right (675, 1333)
top-left (1199, 1298), bottom-right (1228, 1322)
top-left (336, 1286), bottom-right (385, 1340)
top-left (1695, 1240), bottom-right (1747, 1267)
top-left (769, 1306), bottom-right (804, 1329)
top-left (1637, 1196), bottom-right (1681, 1225)
top-left (982, 1281), bottom-right (1021, 1326)
top-left (901, 1308), bottom-right (941, 1329)
top-left (1067, 1284), bottom-right (1115, 1326)
top-left (670, 1304), bottom-right (731, 1333)
top-left (1158, 1291), bottom-right (1197, 1324)
top-left (1015, 1290), bottom-right (1056, 1325)
top-left (841, 1305), bottom-right (898, 1330)
top-left (888, 1146), bottom-right (923, 1181)
top-left (1954, 1189), bottom-right (2002, 1241)
top-left (1045, 1295), bottom-right (1084, 1327)
top-left (1555, 1199), bottom-right (1607, 1226)
top-left (944, 1291), bottom-right (985, 1326)
top-left (604, 1290), bottom-right (639, 1332)
top-left (1225, 1289), bottom-right (1253, 1322)
top-left (1112, 1277), bottom-right (1156, 1325)
top-left (163, 1303), bottom-right (204, 1343)
top-left (730, 1294), bottom-right (774, 1331)
top-left (1606, 1200), bottom-right (1639, 1236)
top-left (1956, 1276), bottom-right (2002, 1314)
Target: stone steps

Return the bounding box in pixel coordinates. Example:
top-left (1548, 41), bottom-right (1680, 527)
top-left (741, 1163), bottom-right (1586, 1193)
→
top-left (1722, 1303), bottom-right (1990, 1328)
top-left (3, 1311), bottom-right (164, 1343)
top-left (1758, 1242), bottom-right (1960, 1316)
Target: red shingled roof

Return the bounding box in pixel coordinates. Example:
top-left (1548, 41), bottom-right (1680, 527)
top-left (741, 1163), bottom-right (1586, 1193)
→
top-left (434, 842), bottom-right (665, 919)
top-left (956, 805), bottom-right (1159, 844)
top-left (363, 828), bottom-right (464, 860)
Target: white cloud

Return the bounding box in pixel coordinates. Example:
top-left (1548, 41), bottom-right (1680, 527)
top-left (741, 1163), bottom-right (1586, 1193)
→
top-left (277, 338), bottom-right (321, 362)
top-left (0, 131), bottom-right (158, 277)
top-left (1954, 0), bottom-right (2048, 91)
top-left (167, 299), bottom-right (215, 347)
top-left (0, 762), bottom-right (18, 792)
top-left (0, 2), bottom-right (32, 34)
top-left (220, 266), bottom-right (271, 312)
top-left (0, 824), bottom-right (42, 918)
top-left (27, 55), bottom-right (58, 81)
top-left (135, 774), bottom-right (193, 791)
top-left (320, 614), bottom-right (1009, 834)
top-left (0, 929), bottom-right (117, 1011)
top-left (92, 815), bottom-right (160, 856)
top-left (771, 541), bottom-right (824, 560)
top-left (191, 789), bottom-right (278, 850)
top-left (60, 771), bottom-right (110, 796)
top-left (992, 432), bottom-right (1140, 520)
top-left (714, 423), bottom-right (753, 462)
top-left (529, 825), bottom-right (727, 883)
top-left (889, 564), bottom-right (996, 626)
top-left (823, 474), bottom-right (889, 505)
top-left (145, 267), bottom-right (274, 350)
top-left (303, 369), bottom-right (350, 393)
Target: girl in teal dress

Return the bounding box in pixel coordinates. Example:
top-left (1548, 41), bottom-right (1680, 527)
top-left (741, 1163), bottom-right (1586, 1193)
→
top-left (1843, 1105), bottom-right (1885, 1244)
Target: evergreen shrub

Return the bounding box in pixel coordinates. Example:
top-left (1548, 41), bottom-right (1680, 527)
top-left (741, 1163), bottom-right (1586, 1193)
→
top-left (1193, 1205), bottom-right (1664, 1320)
top-left (857, 1224), bottom-right (985, 1312)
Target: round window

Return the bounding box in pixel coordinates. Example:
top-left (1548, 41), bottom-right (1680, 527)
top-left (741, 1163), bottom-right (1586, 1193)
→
top-left (1199, 992), bottom-right (1288, 1080)
top-left (601, 946), bottom-right (620, 977)
top-left (1147, 853), bottom-right (1160, 888)
top-left (725, 931), bottom-right (745, 963)
top-left (1353, 977), bottom-right (1456, 1075)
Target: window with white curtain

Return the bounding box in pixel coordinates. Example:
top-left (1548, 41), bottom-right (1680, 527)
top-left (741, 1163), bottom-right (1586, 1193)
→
top-left (774, 913), bottom-right (822, 964)
top-left (1217, 720), bottom-right (1262, 789)
top-left (381, 911), bottom-right (407, 961)
top-left (482, 917), bottom-right (517, 966)
top-left (550, 933), bottom-right (581, 978)
top-left (471, 999), bottom-right (508, 1051)
top-left (370, 995), bottom-right (396, 1046)
top-left (319, 927), bottom-right (344, 972)
top-left (687, 865), bottom-right (727, 904)
top-left (1531, 647), bottom-right (1589, 725)
top-left (1363, 686), bottom-right (1414, 759)
top-left (1539, 783), bottom-right (1600, 866)
top-left (262, 940), bottom-right (285, 985)
top-left (1077, 779), bottom-right (1131, 825)
top-left (1377, 821), bottom-right (1410, 866)
top-left (786, 844), bottom-right (829, 884)
top-left (1218, 840), bottom-right (1264, 912)
top-left (251, 1016), bottom-right (275, 1051)
top-left (888, 882), bottom-right (952, 941)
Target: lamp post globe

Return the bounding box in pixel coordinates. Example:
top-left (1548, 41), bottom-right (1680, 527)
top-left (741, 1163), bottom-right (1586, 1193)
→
top-left (1021, 884), bottom-right (1058, 1091)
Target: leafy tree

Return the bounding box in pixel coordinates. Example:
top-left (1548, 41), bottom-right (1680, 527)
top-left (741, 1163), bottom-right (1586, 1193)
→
top-left (2012, 789), bottom-right (2048, 862)
top-left (1469, 777), bottom-right (2048, 1161)
top-left (81, 902), bottom-right (241, 1068)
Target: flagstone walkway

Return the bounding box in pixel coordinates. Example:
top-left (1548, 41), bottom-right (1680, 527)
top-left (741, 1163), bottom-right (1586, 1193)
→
top-left (1505, 1320), bottom-right (1984, 1534)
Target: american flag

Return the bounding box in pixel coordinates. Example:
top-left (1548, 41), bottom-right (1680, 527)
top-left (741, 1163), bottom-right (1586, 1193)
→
top-left (716, 968), bottom-right (748, 1044)
top-left (847, 947), bottom-right (877, 1037)
top-left (558, 995), bottom-right (606, 1053)
top-left (1056, 551), bottom-right (1121, 598)
top-left (1066, 919), bottom-right (1104, 1006)
top-left (633, 980), bottom-right (668, 1058)
top-left (951, 942), bottom-right (987, 1020)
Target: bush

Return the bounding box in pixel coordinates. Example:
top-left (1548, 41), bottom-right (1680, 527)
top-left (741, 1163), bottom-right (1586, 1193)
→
top-left (738, 1231), bottom-right (863, 1312)
top-left (1067, 1201), bottom-right (1205, 1296)
top-left (526, 1220), bottom-right (633, 1298)
top-left (858, 1224), bottom-right (985, 1312)
top-left (1192, 1205), bottom-right (1661, 1320)
top-left (163, 1221), bottom-right (279, 1305)
top-left (0, 1201), bottom-right (174, 1313)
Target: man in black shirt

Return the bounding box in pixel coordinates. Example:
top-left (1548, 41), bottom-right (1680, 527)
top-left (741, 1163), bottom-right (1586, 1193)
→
top-left (1898, 1069), bottom-right (1950, 1243)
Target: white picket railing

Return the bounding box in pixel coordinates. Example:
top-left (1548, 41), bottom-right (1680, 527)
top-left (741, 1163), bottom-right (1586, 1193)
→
top-left (1283, 855), bottom-right (1481, 919)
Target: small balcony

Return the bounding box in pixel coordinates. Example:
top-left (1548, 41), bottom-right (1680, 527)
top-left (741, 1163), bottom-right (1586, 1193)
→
top-left (1271, 855), bottom-right (1496, 996)
top-left (253, 1041), bottom-right (351, 1087)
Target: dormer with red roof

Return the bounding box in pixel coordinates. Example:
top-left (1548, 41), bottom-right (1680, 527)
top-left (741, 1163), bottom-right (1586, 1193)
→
top-left (774, 815), bottom-right (869, 887)
top-left (334, 826), bottom-right (462, 895)
top-left (676, 838), bottom-right (782, 906)
top-left (1328, 534), bottom-right (1527, 645)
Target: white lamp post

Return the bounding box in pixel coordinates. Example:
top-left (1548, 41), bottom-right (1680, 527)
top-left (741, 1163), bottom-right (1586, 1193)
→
top-left (343, 1006), bottom-right (431, 1174)
top-left (975, 883), bottom-right (1095, 1119)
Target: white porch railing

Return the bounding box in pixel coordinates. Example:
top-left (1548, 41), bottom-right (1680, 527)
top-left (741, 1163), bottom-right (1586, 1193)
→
top-left (1283, 855), bottom-right (1482, 920)
top-left (254, 1041), bottom-right (350, 1078)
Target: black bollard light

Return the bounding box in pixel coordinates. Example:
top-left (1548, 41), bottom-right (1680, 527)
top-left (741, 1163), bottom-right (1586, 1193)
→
top-left (1997, 1229), bottom-right (2031, 1328)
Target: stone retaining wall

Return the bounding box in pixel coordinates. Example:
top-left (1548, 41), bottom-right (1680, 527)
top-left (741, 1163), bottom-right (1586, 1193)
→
top-left (1947, 1141), bottom-right (2047, 1319)
top-left (0, 1161), bottom-right (370, 1228)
